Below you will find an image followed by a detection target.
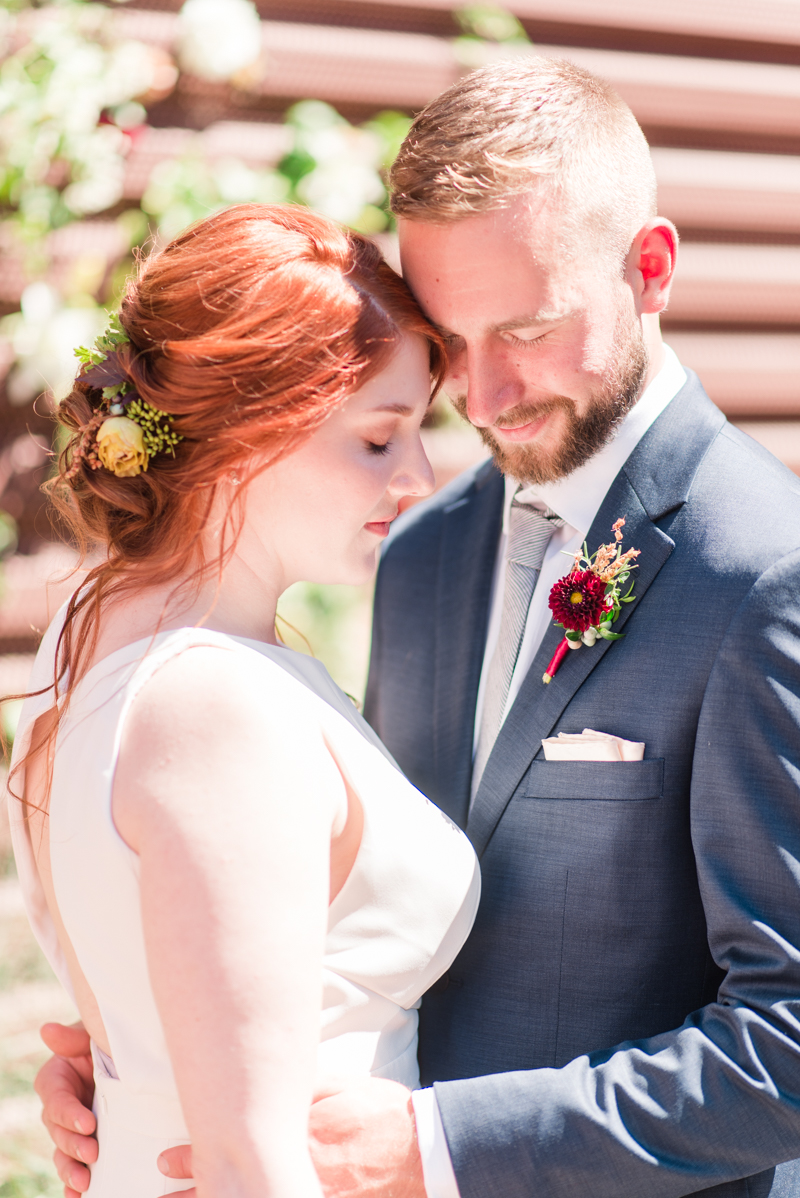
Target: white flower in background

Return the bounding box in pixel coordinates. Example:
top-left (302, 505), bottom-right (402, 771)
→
top-left (104, 40), bottom-right (162, 109)
top-left (289, 102), bottom-right (387, 229)
top-left (298, 156), bottom-right (385, 226)
top-left (142, 147), bottom-right (289, 241)
top-left (178, 0), bottom-right (262, 82)
top-left (0, 283), bottom-right (106, 406)
top-left (213, 158), bottom-right (289, 205)
top-left (61, 123), bottom-right (128, 216)
top-left (0, 6), bottom-right (174, 233)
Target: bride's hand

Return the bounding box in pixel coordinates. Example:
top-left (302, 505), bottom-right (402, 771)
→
top-left (35, 1022), bottom-right (97, 1197)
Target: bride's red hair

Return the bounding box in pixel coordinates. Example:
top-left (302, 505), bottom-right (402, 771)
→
top-left (41, 203), bottom-right (446, 711)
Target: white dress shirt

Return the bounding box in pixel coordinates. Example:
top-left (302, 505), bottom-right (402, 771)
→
top-left (412, 345), bottom-right (688, 1198)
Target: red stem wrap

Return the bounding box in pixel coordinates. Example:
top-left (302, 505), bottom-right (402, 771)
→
top-left (542, 636), bottom-right (571, 684)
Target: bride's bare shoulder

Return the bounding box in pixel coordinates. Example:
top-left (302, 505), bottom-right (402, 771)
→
top-left (113, 638), bottom-right (341, 849)
top-left (128, 637), bottom-right (313, 745)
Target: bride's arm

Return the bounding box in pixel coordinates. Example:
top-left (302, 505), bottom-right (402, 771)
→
top-left (113, 646), bottom-right (342, 1198)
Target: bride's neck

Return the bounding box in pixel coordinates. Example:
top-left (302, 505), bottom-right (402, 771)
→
top-left (85, 551), bottom-right (286, 671)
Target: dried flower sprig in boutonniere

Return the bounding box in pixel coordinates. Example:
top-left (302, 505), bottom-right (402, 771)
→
top-left (542, 518), bottom-right (640, 684)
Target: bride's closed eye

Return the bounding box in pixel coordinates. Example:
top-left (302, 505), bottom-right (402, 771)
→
top-left (366, 440), bottom-right (392, 456)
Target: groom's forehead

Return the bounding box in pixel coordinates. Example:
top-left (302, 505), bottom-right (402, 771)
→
top-left (398, 215), bottom-right (589, 331)
top-left (397, 201), bottom-right (593, 295)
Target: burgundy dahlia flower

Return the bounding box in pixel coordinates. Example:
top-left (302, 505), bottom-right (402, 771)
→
top-left (548, 569), bottom-right (610, 632)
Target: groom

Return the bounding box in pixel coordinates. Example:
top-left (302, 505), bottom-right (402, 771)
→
top-left (38, 58), bottom-right (800, 1198)
top-left (306, 56), bottom-right (800, 1198)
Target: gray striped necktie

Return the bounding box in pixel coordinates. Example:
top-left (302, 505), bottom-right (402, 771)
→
top-left (472, 498), bottom-right (565, 800)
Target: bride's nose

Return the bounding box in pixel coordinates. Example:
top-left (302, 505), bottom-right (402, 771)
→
top-left (390, 437), bottom-right (436, 500)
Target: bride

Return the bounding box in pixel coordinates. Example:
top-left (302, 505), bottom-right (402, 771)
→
top-left (7, 204), bottom-right (480, 1198)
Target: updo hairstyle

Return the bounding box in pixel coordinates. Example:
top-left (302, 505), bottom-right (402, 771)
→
top-left (50, 203), bottom-right (447, 696)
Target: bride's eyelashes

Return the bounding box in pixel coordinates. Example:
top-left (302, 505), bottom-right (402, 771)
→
top-left (365, 440), bottom-right (392, 456)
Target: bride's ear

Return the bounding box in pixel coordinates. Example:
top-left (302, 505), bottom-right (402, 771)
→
top-left (627, 219), bottom-right (678, 316)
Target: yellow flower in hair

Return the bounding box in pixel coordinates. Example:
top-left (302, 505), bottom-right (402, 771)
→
top-left (96, 416), bottom-right (148, 477)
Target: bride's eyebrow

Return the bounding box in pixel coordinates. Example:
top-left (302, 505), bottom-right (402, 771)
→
top-left (370, 402), bottom-right (414, 415)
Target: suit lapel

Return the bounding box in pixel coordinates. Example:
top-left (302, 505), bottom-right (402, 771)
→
top-left (432, 464), bottom-right (504, 828)
top-left (466, 477), bottom-right (673, 854)
top-left (465, 374), bottom-right (727, 857)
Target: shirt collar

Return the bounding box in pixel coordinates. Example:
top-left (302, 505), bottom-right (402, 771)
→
top-left (502, 344), bottom-right (687, 537)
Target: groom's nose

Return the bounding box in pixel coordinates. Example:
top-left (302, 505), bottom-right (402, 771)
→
top-left (461, 346), bottom-right (526, 429)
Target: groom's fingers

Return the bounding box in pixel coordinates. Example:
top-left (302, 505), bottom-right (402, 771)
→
top-left (158, 1143), bottom-right (193, 1178)
top-left (40, 1022), bottom-right (92, 1059)
top-left (53, 1147), bottom-right (91, 1193)
top-left (35, 1058), bottom-right (97, 1139)
top-left (35, 1041), bottom-right (96, 1145)
top-left (43, 1110), bottom-right (98, 1166)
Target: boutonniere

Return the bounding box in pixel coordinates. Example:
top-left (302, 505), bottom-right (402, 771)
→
top-left (542, 518), bottom-right (640, 684)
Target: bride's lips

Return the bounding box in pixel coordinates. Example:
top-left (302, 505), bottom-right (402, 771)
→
top-left (493, 410), bottom-right (553, 443)
top-left (364, 515), bottom-right (397, 537)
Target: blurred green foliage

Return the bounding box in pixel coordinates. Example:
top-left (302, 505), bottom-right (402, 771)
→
top-left (0, 1), bottom-right (161, 252)
top-left (0, 1169), bottom-right (60, 1198)
top-left (277, 580), bottom-right (375, 702)
top-left (142, 101), bottom-right (411, 242)
top-left (455, 2), bottom-right (529, 43)
top-left (0, 0), bottom-right (411, 268)
top-left (453, 2), bottom-right (531, 69)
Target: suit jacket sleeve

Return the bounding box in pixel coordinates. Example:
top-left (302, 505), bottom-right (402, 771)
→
top-left (434, 548), bottom-right (800, 1198)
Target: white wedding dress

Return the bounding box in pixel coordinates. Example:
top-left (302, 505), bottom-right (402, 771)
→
top-left (9, 618), bottom-right (480, 1197)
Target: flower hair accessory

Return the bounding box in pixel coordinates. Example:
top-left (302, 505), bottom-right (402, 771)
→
top-left (68, 314), bottom-right (182, 479)
top-left (542, 518), bottom-right (640, 684)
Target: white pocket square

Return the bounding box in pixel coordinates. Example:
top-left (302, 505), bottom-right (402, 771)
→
top-left (542, 728), bottom-right (645, 762)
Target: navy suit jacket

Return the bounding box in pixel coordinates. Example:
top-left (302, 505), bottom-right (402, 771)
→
top-left (365, 375), bottom-right (800, 1197)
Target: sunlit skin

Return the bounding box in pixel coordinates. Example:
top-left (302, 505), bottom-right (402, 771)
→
top-left (81, 332), bottom-right (435, 664)
top-left (237, 332), bottom-right (436, 597)
top-left (398, 193), bottom-right (678, 481)
top-left (32, 207), bottom-right (680, 1198)
top-left (27, 334), bottom-right (436, 1198)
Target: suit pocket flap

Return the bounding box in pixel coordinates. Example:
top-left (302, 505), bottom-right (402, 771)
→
top-left (522, 758), bottom-right (664, 801)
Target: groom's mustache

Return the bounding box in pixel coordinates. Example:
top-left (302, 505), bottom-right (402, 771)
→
top-left (494, 397), bottom-right (574, 432)
top-left (451, 393), bottom-right (574, 433)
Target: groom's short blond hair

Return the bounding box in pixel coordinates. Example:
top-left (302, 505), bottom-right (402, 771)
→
top-left (390, 58), bottom-right (657, 267)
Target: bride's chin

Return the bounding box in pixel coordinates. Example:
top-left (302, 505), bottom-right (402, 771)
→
top-left (301, 555), bottom-right (379, 589)
top-left (341, 551), bottom-right (381, 588)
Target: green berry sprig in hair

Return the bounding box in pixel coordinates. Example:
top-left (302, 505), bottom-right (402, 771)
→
top-left (124, 397), bottom-right (183, 460)
top-left (68, 313), bottom-right (183, 479)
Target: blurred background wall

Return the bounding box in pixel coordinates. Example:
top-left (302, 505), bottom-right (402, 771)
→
top-left (0, 3), bottom-right (799, 1190)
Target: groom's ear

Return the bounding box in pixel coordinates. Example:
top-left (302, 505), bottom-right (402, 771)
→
top-left (626, 219), bottom-right (679, 316)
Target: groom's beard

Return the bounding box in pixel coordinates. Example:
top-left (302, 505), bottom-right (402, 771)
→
top-left (451, 311), bottom-right (649, 486)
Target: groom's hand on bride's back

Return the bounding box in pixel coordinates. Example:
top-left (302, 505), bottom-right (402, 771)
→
top-left (159, 1076), bottom-right (425, 1198)
top-left (36, 1022), bottom-right (97, 1198)
top-left (41, 1038), bottom-right (425, 1198)
top-left (309, 1076), bottom-right (425, 1198)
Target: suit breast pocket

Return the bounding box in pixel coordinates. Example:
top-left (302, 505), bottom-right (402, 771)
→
top-left (521, 758), bottom-right (664, 801)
